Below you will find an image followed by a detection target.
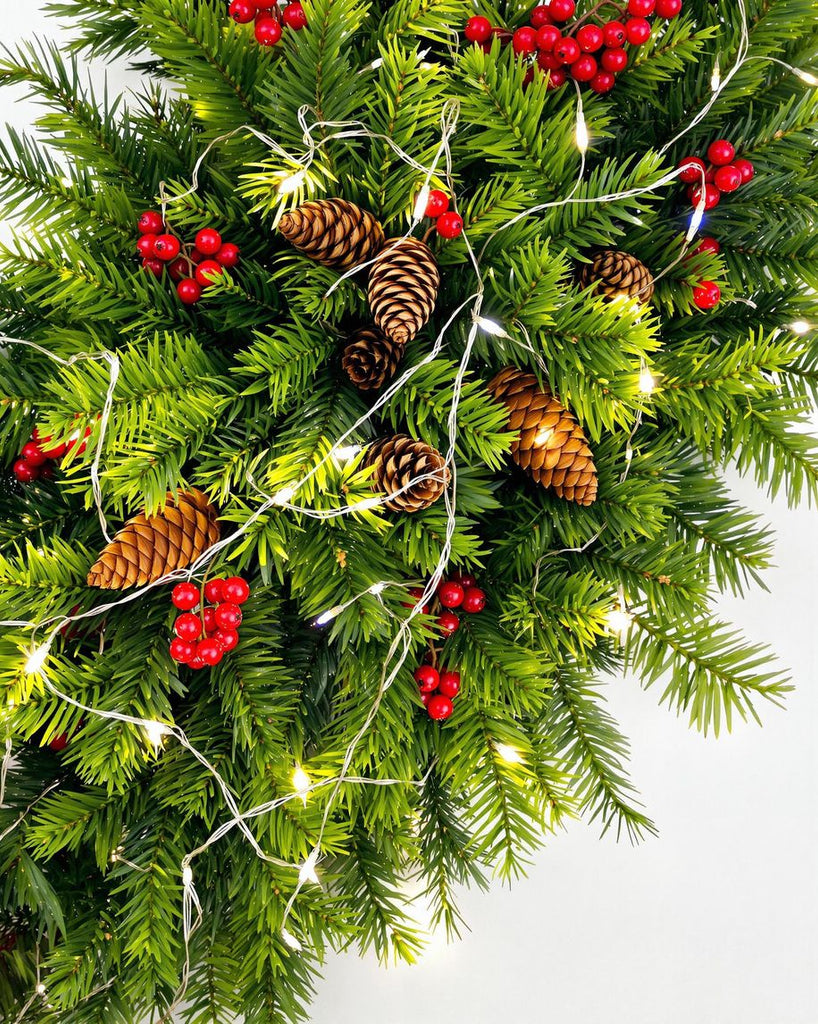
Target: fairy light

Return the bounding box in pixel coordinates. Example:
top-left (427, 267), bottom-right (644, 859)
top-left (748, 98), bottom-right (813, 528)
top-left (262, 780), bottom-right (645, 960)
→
top-left (413, 185), bottom-right (431, 220)
top-left (293, 766), bottom-right (311, 805)
top-left (182, 865), bottom-right (194, 887)
top-left (35, 984), bottom-right (46, 997)
top-left (333, 444), bottom-right (362, 462)
top-left (710, 57), bottom-right (721, 91)
top-left (24, 644), bottom-right (50, 675)
top-left (281, 927), bottom-right (302, 951)
top-left (272, 485), bottom-right (297, 505)
top-left (144, 721), bottom-right (170, 747)
top-left (790, 320), bottom-right (811, 334)
top-left (475, 316), bottom-right (509, 337)
top-left (639, 367), bottom-right (657, 394)
top-left (495, 743), bottom-right (524, 764)
top-left (315, 605), bottom-right (344, 626)
top-left (794, 67), bottom-right (818, 86)
top-left (298, 849), bottom-right (320, 885)
top-left (350, 495), bottom-right (382, 512)
top-left (368, 582), bottom-right (386, 596)
top-left (277, 169), bottom-right (307, 195)
top-left (575, 104), bottom-right (589, 154)
top-left (606, 605), bottom-right (632, 637)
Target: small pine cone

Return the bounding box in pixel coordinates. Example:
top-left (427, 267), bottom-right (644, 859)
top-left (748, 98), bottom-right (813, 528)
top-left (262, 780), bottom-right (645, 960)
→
top-left (278, 198), bottom-right (385, 270)
top-left (487, 367), bottom-right (598, 506)
top-left (342, 327), bottom-right (403, 391)
top-left (367, 237), bottom-right (439, 345)
top-left (364, 434), bottom-right (449, 514)
top-left (87, 489), bottom-right (220, 589)
top-left (577, 250), bottom-right (654, 305)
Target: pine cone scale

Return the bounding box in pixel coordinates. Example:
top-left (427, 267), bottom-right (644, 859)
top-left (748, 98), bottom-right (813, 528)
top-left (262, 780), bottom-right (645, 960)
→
top-left (342, 327), bottom-right (402, 390)
top-left (368, 238), bottom-right (439, 345)
top-left (365, 434), bottom-right (449, 513)
top-left (279, 199), bottom-right (385, 270)
top-left (578, 249), bottom-right (654, 305)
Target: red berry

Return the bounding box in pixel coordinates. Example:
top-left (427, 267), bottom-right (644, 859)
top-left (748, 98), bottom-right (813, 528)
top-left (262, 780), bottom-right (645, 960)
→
top-left (438, 670), bottom-right (461, 698)
top-left (696, 237), bottom-right (721, 255)
top-left (464, 15), bottom-right (492, 43)
top-left (436, 211), bottom-right (463, 240)
top-left (576, 24), bottom-right (604, 52)
top-left (707, 139), bottom-right (735, 166)
top-left (512, 26), bottom-right (538, 55)
top-left (197, 638), bottom-right (224, 666)
top-left (732, 158), bottom-right (754, 184)
top-left (282, 1), bottom-right (307, 29)
top-left (138, 210), bottom-right (163, 235)
top-left (153, 234), bottom-right (181, 261)
top-left (603, 20), bottom-right (628, 47)
top-left (229, 0), bottom-right (256, 22)
top-left (437, 611), bottom-right (460, 635)
top-left (13, 459), bottom-right (39, 483)
top-left (36, 433), bottom-right (67, 459)
top-left (546, 68), bottom-right (567, 88)
top-left (174, 613), bottom-right (202, 641)
top-left (714, 164), bottom-right (741, 193)
top-left (689, 183), bottom-right (721, 210)
top-left (188, 654), bottom-right (206, 670)
top-left (172, 582), bottom-right (200, 610)
top-left (222, 576), bottom-right (251, 604)
top-left (20, 440), bottom-right (47, 466)
top-left (590, 70), bottom-right (616, 93)
top-left (256, 0), bottom-right (276, 8)
top-left (538, 50), bottom-right (562, 70)
top-left (194, 228), bottom-right (222, 256)
top-left (548, 0), bottom-right (576, 22)
top-left (414, 665), bottom-right (440, 693)
top-left (204, 578), bottom-right (224, 604)
top-left (461, 587), bottom-right (487, 614)
top-left (570, 54), bottom-right (598, 81)
top-left (438, 581), bottom-right (465, 608)
top-left (195, 259), bottom-right (224, 288)
top-left (601, 47), bottom-right (628, 72)
top-left (452, 572), bottom-right (477, 588)
top-left (189, 247), bottom-right (205, 265)
top-left (202, 607), bottom-right (217, 633)
top-left (170, 638), bottom-right (196, 663)
top-left (555, 37), bottom-right (580, 64)
top-left (401, 586), bottom-right (430, 613)
top-left (678, 156), bottom-right (706, 184)
top-left (624, 16), bottom-right (651, 44)
top-left (655, 0), bottom-right (682, 16)
top-left (136, 234), bottom-right (157, 258)
top-left (216, 242), bottom-right (241, 268)
top-left (215, 603), bottom-right (242, 630)
top-left (49, 732), bottom-right (69, 752)
top-left (421, 692), bottom-right (432, 707)
top-left (177, 278), bottom-right (202, 305)
top-left (214, 628), bottom-right (239, 652)
top-left (692, 280), bottom-right (721, 310)
top-left (536, 24), bottom-right (561, 50)
top-left (427, 694), bottom-right (454, 720)
top-left (627, 0), bottom-right (655, 14)
top-left (424, 189), bottom-right (449, 218)
top-left (530, 5), bottom-right (552, 29)
top-left (166, 256), bottom-right (187, 282)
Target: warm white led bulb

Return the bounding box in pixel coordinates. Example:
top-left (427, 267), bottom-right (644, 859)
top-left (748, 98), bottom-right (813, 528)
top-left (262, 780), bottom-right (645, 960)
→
top-left (475, 316), bottom-right (508, 337)
top-left (273, 485), bottom-right (296, 506)
top-left (293, 765), bottom-right (311, 804)
top-left (315, 606), bottom-right (343, 627)
top-left (182, 865), bottom-right (194, 886)
top-left (575, 109), bottom-right (589, 154)
top-left (413, 185), bottom-right (431, 220)
top-left (299, 850), bottom-right (320, 885)
top-left (351, 496), bottom-right (382, 512)
top-left (368, 582), bottom-right (386, 596)
top-left (790, 320), bottom-right (811, 335)
top-left (144, 721), bottom-right (169, 747)
top-left (334, 444), bottom-right (362, 463)
top-left (24, 644), bottom-right (50, 675)
top-left (639, 368), bottom-right (656, 394)
top-left (795, 68), bottom-right (818, 86)
top-left (278, 169), bottom-right (306, 195)
top-left (281, 927), bottom-right (303, 951)
top-left (36, 984), bottom-right (46, 996)
top-left (606, 607), bottom-right (632, 636)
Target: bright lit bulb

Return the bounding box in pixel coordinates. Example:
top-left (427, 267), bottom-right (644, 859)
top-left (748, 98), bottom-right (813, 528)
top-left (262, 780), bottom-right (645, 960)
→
top-left (476, 316), bottom-right (508, 337)
top-left (533, 428), bottom-right (554, 446)
top-left (277, 169), bottom-right (306, 195)
top-left (413, 185), bottom-right (431, 220)
top-left (795, 68), bottom-right (818, 86)
top-left (333, 444), bottom-right (362, 463)
top-left (144, 721), bottom-right (169, 747)
top-left (293, 765), bottom-right (311, 804)
top-left (281, 927), bottom-right (302, 951)
top-left (575, 109), bottom-right (589, 154)
top-left (369, 57), bottom-right (384, 70)
top-left (686, 201), bottom-right (706, 242)
top-left (182, 865), bottom-right (194, 886)
top-left (315, 605), bottom-right (344, 627)
top-left (710, 59), bottom-right (721, 91)
top-left (36, 984), bottom-right (46, 996)
top-left (299, 850), bottom-right (320, 885)
top-left (24, 643), bottom-right (50, 675)
top-left (495, 743), bottom-right (524, 764)
top-left (606, 607), bottom-right (632, 636)
top-left (273, 485), bottom-right (296, 505)
top-left (790, 320), bottom-right (811, 334)
top-left (351, 496), bottom-right (382, 512)
top-left (639, 367), bottom-right (656, 394)
top-left (368, 582), bottom-right (386, 596)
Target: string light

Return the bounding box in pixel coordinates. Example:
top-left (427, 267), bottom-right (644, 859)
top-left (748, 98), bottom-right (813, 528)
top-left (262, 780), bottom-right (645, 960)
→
top-left (298, 849), bottom-right (320, 885)
top-left (144, 721), bottom-right (170, 747)
top-left (292, 766), bottom-right (311, 804)
top-left (790, 320), bottom-right (811, 334)
top-left (277, 169), bottom-right (307, 194)
top-left (315, 605), bottom-right (344, 626)
top-left (794, 67), bottom-right (818, 86)
top-left (24, 644), bottom-right (50, 675)
top-left (333, 444), bottom-right (362, 462)
top-left (475, 316), bottom-right (509, 337)
top-left (638, 367), bottom-right (657, 394)
top-left (35, 984), bottom-right (46, 997)
top-left (368, 582), bottom-right (386, 596)
top-left (350, 495), bottom-right (382, 512)
top-left (575, 103), bottom-right (589, 154)
top-left (495, 743), bottom-right (524, 765)
top-left (413, 184), bottom-right (431, 220)
top-left (272, 485), bottom-right (297, 505)
top-left (710, 57), bottom-right (721, 91)
top-left (281, 927), bottom-right (303, 951)
top-left (182, 865), bottom-right (194, 886)
top-left (606, 603), bottom-right (632, 637)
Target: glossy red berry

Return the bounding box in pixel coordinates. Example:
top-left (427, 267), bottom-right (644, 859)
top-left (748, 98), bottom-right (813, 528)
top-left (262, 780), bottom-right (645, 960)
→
top-left (512, 26), bottom-right (538, 55)
top-left (138, 210), bottom-right (163, 234)
top-left (576, 24), bottom-right (604, 52)
top-left (601, 47), bottom-right (628, 72)
top-left (282, 2), bottom-right (307, 29)
top-left (678, 156), bottom-right (706, 183)
top-left (427, 694), bottom-right (454, 720)
top-left (153, 234), bottom-right (180, 261)
top-left (530, 5), bottom-right (552, 28)
top-left (437, 611), bottom-right (460, 635)
top-left (20, 440), bottom-right (47, 466)
top-left (438, 580), bottom-right (465, 608)
top-left (536, 24), bottom-right (561, 50)
top-left (215, 628), bottom-right (239, 652)
top-left (36, 432), bottom-right (67, 459)
top-left (590, 70), bottom-right (616, 93)
top-left (452, 572), bottom-right (477, 588)
top-left (170, 638), bottom-right (196, 663)
top-left (222, 576), bottom-right (251, 604)
top-left (538, 50), bottom-right (562, 70)
top-left (174, 612), bottom-right (202, 641)
top-left (424, 189), bottom-right (449, 218)
top-left (707, 139), bottom-right (735, 166)
top-left (229, 0), bottom-right (256, 22)
top-left (436, 211), bottom-right (464, 239)
top-left (570, 54), bottom-right (598, 81)
top-left (714, 164), bottom-right (741, 193)
top-left (168, 257), bottom-right (189, 282)
top-left (464, 15), bottom-right (492, 43)
top-left (696, 236), bottom-right (721, 255)
top-left (216, 243), bottom-right (241, 267)
top-left (136, 234), bottom-right (157, 258)
top-left (189, 247), bottom-right (205, 265)
top-left (204, 578), bottom-right (224, 604)
top-left (692, 280), bottom-right (721, 310)
top-left (13, 459), bottom-right (39, 483)
top-left (177, 278), bottom-right (202, 305)
top-left (172, 582), bottom-right (200, 610)
top-left (546, 68), bottom-right (567, 88)
top-left (195, 259), bottom-right (224, 288)
top-left (732, 158), bottom-right (754, 184)
top-left (688, 183), bottom-right (720, 210)
top-left (624, 17), bottom-right (651, 44)
top-left (202, 607), bottom-right (217, 634)
top-left (215, 603), bottom-right (243, 630)
top-left (627, 0), bottom-right (655, 14)
top-left (655, 0), bottom-right (682, 16)
top-left (555, 37), bottom-right (580, 64)
top-left (194, 228), bottom-right (222, 256)
top-left (602, 20), bottom-right (628, 47)
top-left (548, 0), bottom-right (576, 22)
top-left (188, 654), bottom-right (206, 670)
top-left (461, 587), bottom-right (487, 614)
top-left (49, 732), bottom-right (69, 752)
top-left (438, 670), bottom-right (461, 698)
top-left (414, 665), bottom-right (440, 693)
top-left (401, 586), bottom-right (430, 613)
top-left (197, 638), bottom-right (224, 666)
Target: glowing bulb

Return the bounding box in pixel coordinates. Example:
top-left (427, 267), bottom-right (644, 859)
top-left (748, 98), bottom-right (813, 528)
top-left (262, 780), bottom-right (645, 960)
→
top-left (273, 485), bottom-right (296, 505)
top-left (413, 185), bottom-right (431, 220)
top-left (351, 496), bottom-right (382, 512)
top-left (790, 320), bottom-right (810, 334)
top-left (182, 865), bottom-right (194, 886)
top-left (36, 984), bottom-right (46, 996)
top-left (281, 927), bottom-right (302, 951)
top-left (638, 367), bottom-right (656, 394)
top-left (533, 428), bottom-right (554, 446)
top-left (333, 444), bottom-right (362, 463)
top-left (24, 644), bottom-right (50, 675)
top-left (710, 59), bottom-right (721, 91)
top-left (495, 743), bottom-right (524, 764)
top-left (277, 169), bottom-right (306, 195)
top-left (299, 850), bottom-right (319, 885)
top-left (575, 109), bottom-right (589, 154)
top-left (144, 721), bottom-right (169, 747)
top-left (686, 200), bottom-right (706, 242)
top-left (606, 607), bottom-right (632, 636)
top-left (476, 316), bottom-right (509, 337)
top-left (293, 765), bottom-right (310, 804)
top-left (795, 68), bottom-right (818, 86)
top-left (368, 582), bottom-right (386, 596)
top-left (369, 57), bottom-right (384, 70)
top-left (315, 605), bottom-right (344, 627)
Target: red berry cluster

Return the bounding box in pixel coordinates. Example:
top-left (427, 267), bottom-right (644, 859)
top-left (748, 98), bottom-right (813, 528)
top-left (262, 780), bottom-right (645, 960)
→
top-left (421, 189), bottom-right (464, 240)
top-left (169, 576), bottom-right (251, 670)
top-left (137, 210), bottom-right (241, 306)
top-left (464, 0), bottom-right (683, 94)
top-left (228, 0), bottom-right (306, 46)
top-left (12, 426), bottom-right (89, 483)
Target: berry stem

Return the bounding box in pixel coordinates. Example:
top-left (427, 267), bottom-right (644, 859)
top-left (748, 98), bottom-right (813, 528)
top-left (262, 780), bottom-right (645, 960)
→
top-left (567, 0), bottom-right (628, 32)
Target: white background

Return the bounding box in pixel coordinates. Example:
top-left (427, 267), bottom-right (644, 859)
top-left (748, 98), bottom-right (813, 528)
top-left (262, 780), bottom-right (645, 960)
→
top-left (4, 5), bottom-right (817, 1021)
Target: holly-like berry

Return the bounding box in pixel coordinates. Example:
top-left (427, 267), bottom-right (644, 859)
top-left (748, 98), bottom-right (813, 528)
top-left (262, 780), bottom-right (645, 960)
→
top-left (546, 68), bottom-right (567, 89)
top-left (402, 586), bottom-right (430, 613)
top-left (601, 47), bottom-right (628, 72)
top-left (512, 26), bottom-right (538, 54)
top-left (255, 14), bottom-right (283, 44)
top-left (172, 582), bottom-right (200, 610)
top-left (168, 257), bottom-right (189, 282)
top-left (696, 236), bottom-right (721, 255)
top-left (195, 228), bottom-right (222, 255)
top-left (49, 732), bottom-right (69, 752)
top-left (170, 637), bottom-right (196, 663)
top-left (424, 189), bottom-right (449, 218)
top-left (215, 629), bottom-right (239, 652)
top-left (177, 278), bottom-right (202, 305)
top-left (216, 243), bottom-right (241, 267)
top-left (197, 638), bottom-right (224, 666)
top-left (538, 50), bottom-right (561, 70)
top-left (188, 654), bottom-right (206, 671)
top-left (436, 211), bottom-right (464, 239)
top-left (222, 576), bottom-right (251, 604)
top-left (189, 247), bottom-right (205, 265)
top-left (655, 0), bottom-right (682, 16)
top-left (690, 183), bottom-right (721, 210)
top-left (536, 24), bottom-right (560, 50)
top-left (530, 5), bottom-right (552, 28)
top-left (590, 70), bottom-right (616, 93)
top-left (195, 260), bottom-right (224, 288)
top-left (678, 156), bottom-right (706, 183)
top-left (137, 234), bottom-right (157, 258)
top-left (414, 665), bottom-right (440, 693)
top-left (174, 612), bottom-right (202, 641)
top-left (603, 20), bottom-right (628, 47)
top-left (427, 694), bottom-right (454, 720)
top-left (35, 431), bottom-right (67, 459)
top-left (707, 139), bottom-right (735, 166)
top-left (576, 24), bottom-right (604, 52)
top-left (692, 280), bottom-right (721, 310)
top-left (438, 670), bottom-right (461, 698)
top-left (13, 459), bottom-right (38, 483)
top-left (438, 580), bottom-right (465, 608)
top-left (138, 210), bottom-right (163, 235)
top-left (282, 2), bottom-right (307, 29)
top-left (452, 572), bottom-right (477, 588)
top-left (462, 587), bottom-right (487, 614)
top-left (202, 607), bottom-right (217, 633)
top-left (570, 55), bottom-right (598, 82)
top-left (437, 611), bottom-right (460, 635)
top-left (464, 15), bottom-right (492, 43)
top-left (153, 234), bottom-right (181, 261)
top-left (627, 0), bottom-right (655, 13)
top-left (204, 578), bottom-right (224, 603)
top-left (624, 16), bottom-right (652, 44)
top-left (20, 441), bottom-right (47, 467)
top-left (229, 0), bottom-right (256, 22)
top-left (714, 165), bottom-right (741, 193)
top-left (421, 692), bottom-right (432, 707)
top-left (555, 37), bottom-right (580, 64)
top-left (732, 158), bottom-right (754, 184)
top-left (548, 0), bottom-right (576, 21)
top-left (215, 603), bottom-right (242, 630)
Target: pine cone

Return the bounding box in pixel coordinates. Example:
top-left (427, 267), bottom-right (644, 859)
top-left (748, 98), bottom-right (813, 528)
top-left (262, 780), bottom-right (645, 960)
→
top-left (367, 237), bottom-right (439, 345)
top-left (342, 327), bottom-right (403, 391)
top-left (487, 367), bottom-right (598, 506)
top-left (577, 250), bottom-right (654, 305)
top-left (364, 434), bottom-right (449, 514)
top-left (87, 489), bottom-right (220, 589)
top-left (278, 198), bottom-right (385, 270)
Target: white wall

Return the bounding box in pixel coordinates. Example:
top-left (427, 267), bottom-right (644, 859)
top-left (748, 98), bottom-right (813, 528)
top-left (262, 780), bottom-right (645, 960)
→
top-left (4, 7), bottom-right (817, 1022)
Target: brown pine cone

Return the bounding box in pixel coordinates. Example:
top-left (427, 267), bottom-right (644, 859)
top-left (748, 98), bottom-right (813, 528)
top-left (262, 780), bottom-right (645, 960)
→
top-left (487, 367), bottom-right (598, 506)
top-left (364, 434), bottom-right (449, 514)
top-left (342, 327), bottom-right (403, 391)
top-left (367, 237), bottom-right (439, 345)
top-left (577, 250), bottom-right (654, 305)
top-left (87, 489), bottom-right (220, 588)
top-left (278, 198), bottom-right (385, 270)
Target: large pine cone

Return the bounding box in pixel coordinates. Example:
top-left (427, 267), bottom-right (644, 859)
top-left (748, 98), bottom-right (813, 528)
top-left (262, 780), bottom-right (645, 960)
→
top-left (577, 250), bottom-right (654, 305)
top-left (364, 434), bottom-right (449, 514)
top-left (367, 237), bottom-right (439, 345)
top-left (87, 489), bottom-right (220, 588)
top-left (278, 198), bottom-right (385, 270)
top-left (342, 327), bottom-right (403, 391)
top-left (487, 367), bottom-right (598, 506)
